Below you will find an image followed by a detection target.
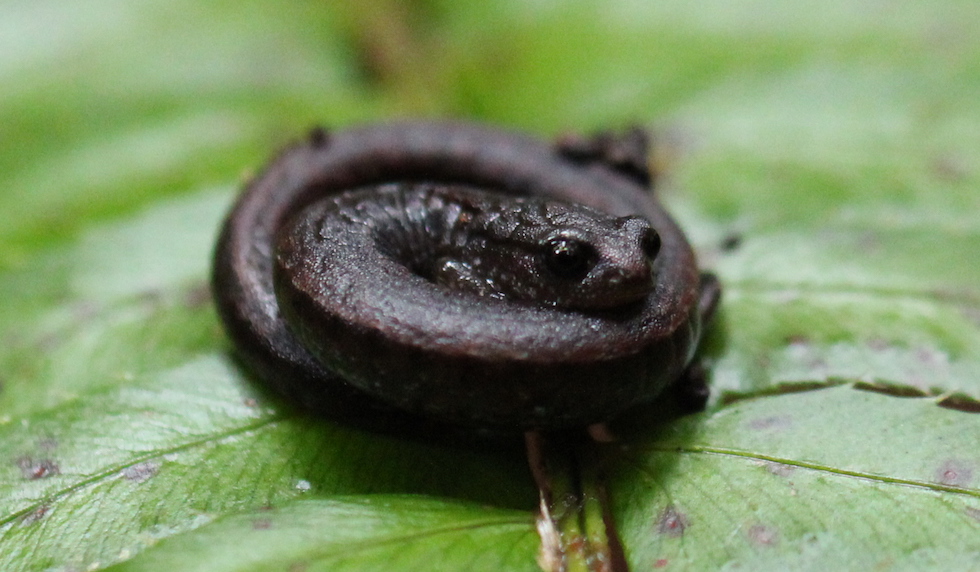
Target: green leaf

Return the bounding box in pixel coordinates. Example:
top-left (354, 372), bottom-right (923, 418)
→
top-left (611, 386), bottom-right (980, 569)
top-left (103, 497), bottom-right (539, 572)
top-left (2, 0), bottom-right (978, 570)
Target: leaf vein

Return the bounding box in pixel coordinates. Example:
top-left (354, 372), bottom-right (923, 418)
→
top-left (0, 414), bottom-right (287, 529)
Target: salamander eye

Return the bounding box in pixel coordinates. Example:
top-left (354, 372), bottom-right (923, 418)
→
top-left (545, 237), bottom-right (596, 280)
top-left (641, 228), bottom-right (661, 260)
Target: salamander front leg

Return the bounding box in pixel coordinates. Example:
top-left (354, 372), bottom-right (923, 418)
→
top-left (554, 126), bottom-right (653, 188)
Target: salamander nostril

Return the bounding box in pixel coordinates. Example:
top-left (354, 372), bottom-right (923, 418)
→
top-left (641, 228), bottom-right (661, 260)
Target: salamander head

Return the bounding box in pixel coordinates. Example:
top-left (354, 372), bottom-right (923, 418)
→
top-left (435, 195), bottom-right (661, 310)
top-left (535, 212), bottom-right (660, 309)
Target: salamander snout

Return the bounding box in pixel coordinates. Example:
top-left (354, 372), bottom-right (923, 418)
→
top-left (579, 215), bottom-right (660, 308)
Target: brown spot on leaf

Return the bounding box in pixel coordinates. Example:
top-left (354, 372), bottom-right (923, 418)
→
top-left (936, 459), bottom-right (974, 487)
top-left (931, 155), bottom-right (968, 182)
top-left (122, 461), bottom-right (160, 483)
top-left (654, 559), bottom-right (670, 568)
top-left (720, 233), bottom-right (742, 252)
top-left (766, 462), bottom-right (796, 478)
top-left (965, 507), bottom-right (980, 523)
top-left (16, 457), bottom-right (59, 480)
top-left (746, 524), bottom-right (778, 546)
top-left (288, 563), bottom-right (308, 572)
top-left (21, 505), bottom-right (50, 525)
top-left (747, 415), bottom-right (793, 431)
top-left (253, 518), bottom-right (273, 530)
top-left (135, 289), bottom-right (165, 307)
top-left (857, 231), bottom-right (882, 254)
top-left (656, 505), bottom-right (689, 538)
top-left (915, 346), bottom-right (944, 366)
top-left (866, 338), bottom-right (892, 352)
top-left (37, 332), bottom-right (62, 352)
top-left (785, 334), bottom-right (810, 346)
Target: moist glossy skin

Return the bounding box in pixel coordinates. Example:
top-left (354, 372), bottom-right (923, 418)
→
top-left (286, 183), bottom-right (662, 309)
top-left (212, 122), bottom-right (717, 430)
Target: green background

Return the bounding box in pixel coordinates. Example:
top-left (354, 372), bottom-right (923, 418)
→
top-left (1, 1), bottom-right (978, 570)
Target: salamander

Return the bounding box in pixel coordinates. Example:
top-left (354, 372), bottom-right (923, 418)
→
top-left (212, 121), bottom-right (719, 430)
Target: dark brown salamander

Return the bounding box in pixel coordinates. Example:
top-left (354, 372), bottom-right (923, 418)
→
top-left (212, 122), bottom-right (719, 430)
